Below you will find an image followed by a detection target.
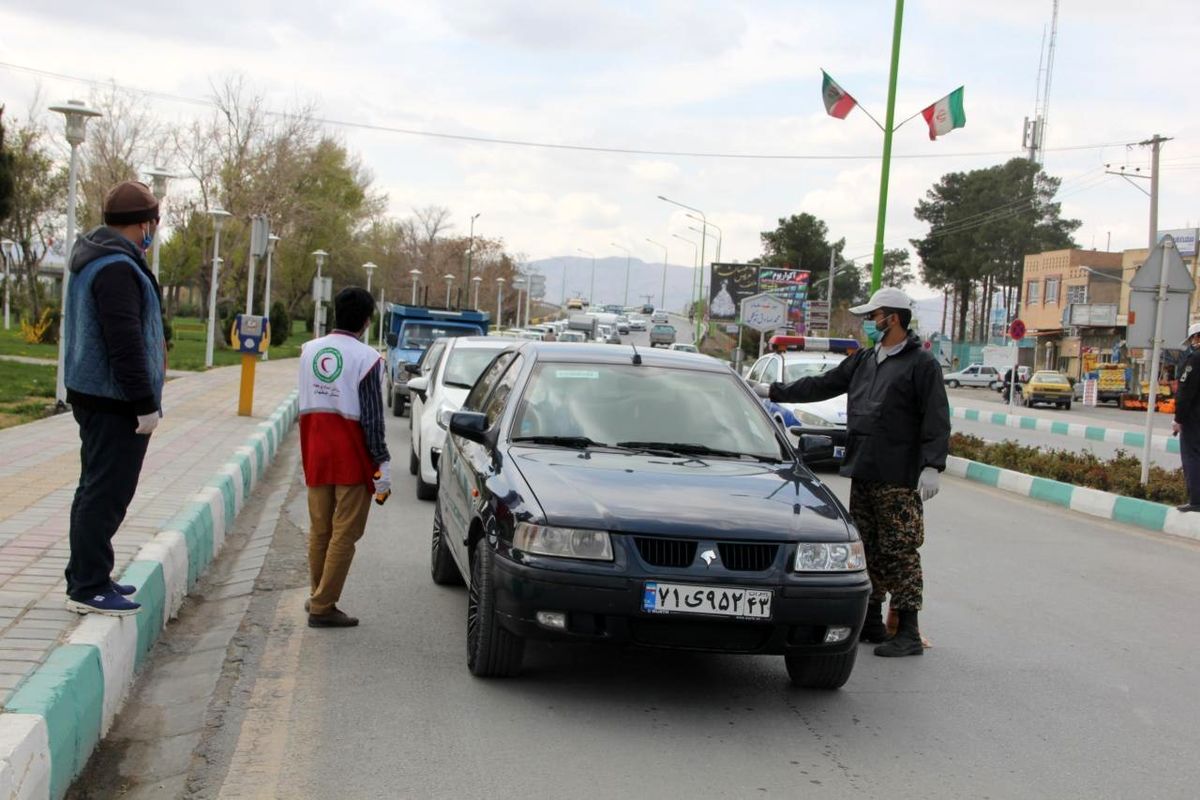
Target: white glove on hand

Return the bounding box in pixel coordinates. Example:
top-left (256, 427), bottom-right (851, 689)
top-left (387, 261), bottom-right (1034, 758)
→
top-left (373, 461), bottom-right (392, 498)
top-left (918, 467), bottom-right (941, 502)
top-left (135, 412), bottom-right (160, 435)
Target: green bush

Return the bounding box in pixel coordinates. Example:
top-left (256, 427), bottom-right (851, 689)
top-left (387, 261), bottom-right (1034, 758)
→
top-left (269, 301), bottom-right (291, 347)
top-left (949, 433), bottom-right (1186, 506)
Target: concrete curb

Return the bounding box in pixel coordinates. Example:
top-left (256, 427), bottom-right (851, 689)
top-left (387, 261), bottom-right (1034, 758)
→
top-left (0, 390), bottom-right (300, 800)
top-left (950, 405), bottom-right (1180, 455)
top-left (945, 454), bottom-right (1200, 543)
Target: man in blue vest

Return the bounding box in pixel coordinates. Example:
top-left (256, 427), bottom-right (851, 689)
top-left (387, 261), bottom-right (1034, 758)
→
top-left (63, 180), bottom-right (166, 616)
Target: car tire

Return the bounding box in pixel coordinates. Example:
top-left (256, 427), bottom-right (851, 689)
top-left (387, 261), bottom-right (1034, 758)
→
top-left (409, 445), bottom-right (419, 476)
top-left (430, 501), bottom-right (463, 586)
top-left (467, 542), bottom-right (524, 677)
top-left (415, 458), bottom-right (438, 501)
top-left (1064, 401), bottom-right (1072, 411)
top-left (946, 380), bottom-right (960, 388)
top-left (784, 647), bottom-right (857, 690)
top-left (392, 392), bottom-right (405, 418)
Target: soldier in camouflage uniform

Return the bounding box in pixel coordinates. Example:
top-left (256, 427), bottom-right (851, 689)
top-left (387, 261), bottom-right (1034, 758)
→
top-left (770, 287), bottom-right (949, 657)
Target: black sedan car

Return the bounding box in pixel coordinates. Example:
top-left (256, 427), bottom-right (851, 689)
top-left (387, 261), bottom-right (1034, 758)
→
top-left (432, 343), bottom-right (870, 688)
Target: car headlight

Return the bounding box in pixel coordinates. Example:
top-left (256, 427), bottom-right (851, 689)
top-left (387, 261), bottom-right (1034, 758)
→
top-left (513, 522), bottom-right (614, 561)
top-left (794, 541), bottom-right (866, 572)
top-left (792, 409), bottom-right (837, 429)
top-left (435, 402), bottom-right (455, 430)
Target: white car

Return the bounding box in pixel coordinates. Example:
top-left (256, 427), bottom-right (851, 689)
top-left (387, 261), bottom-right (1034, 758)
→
top-left (943, 363), bottom-right (1001, 389)
top-left (628, 316), bottom-right (648, 331)
top-left (407, 336), bottom-right (515, 499)
top-left (744, 345), bottom-right (853, 465)
top-left (668, 342), bottom-right (698, 353)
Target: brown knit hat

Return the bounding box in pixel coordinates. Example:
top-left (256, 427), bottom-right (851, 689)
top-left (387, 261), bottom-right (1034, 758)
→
top-left (102, 180), bottom-right (159, 226)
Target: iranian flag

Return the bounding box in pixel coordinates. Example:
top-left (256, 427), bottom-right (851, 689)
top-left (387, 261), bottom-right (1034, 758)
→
top-left (821, 70), bottom-right (857, 119)
top-left (921, 87), bottom-right (966, 140)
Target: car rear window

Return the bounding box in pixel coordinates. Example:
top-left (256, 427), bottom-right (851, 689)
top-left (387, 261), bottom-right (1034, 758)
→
top-left (1034, 373), bottom-right (1070, 385)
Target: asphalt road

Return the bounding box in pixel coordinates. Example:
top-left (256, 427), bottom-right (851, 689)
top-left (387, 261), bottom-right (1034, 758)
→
top-left (174, 400), bottom-right (1200, 800)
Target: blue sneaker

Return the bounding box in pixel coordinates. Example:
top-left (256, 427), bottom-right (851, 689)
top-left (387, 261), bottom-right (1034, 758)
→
top-left (111, 581), bottom-right (137, 596)
top-left (66, 590), bottom-right (141, 617)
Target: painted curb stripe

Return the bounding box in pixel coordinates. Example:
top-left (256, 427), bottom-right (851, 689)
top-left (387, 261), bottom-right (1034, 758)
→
top-left (950, 405), bottom-right (1180, 456)
top-left (0, 390), bottom-right (300, 800)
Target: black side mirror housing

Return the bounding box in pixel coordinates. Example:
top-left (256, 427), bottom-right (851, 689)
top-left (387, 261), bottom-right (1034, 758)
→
top-left (404, 362), bottom-right (421, 375)
top-left (788, 426), bottom-right (835, 463)
top-left (386, 332), bottom-right (398, 348)
top-left (449, 411), bottom-right (491, 445)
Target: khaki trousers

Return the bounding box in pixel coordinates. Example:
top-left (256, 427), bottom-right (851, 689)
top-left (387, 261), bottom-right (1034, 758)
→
top-left (307, 484), bottom-right (372, 615)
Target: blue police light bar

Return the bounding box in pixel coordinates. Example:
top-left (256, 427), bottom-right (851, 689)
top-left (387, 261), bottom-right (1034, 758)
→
top-left (769, 335), bottom-right (860, 354)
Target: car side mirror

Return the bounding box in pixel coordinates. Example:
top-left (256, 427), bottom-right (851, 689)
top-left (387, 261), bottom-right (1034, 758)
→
top-left (752, 383), bottom-right (772, 399)
top-left (386, 332), bottom-right (398, 347)
top-left (404, 362), bottom-right (421, 375)
top-left (449, 411), bottom-right (490, 445)
top-left (407, 376), bottom-right (429, 402)
top-left (795, 432), bottom-right (835, 463)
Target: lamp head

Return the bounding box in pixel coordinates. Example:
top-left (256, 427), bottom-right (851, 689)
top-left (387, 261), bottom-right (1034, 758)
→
top-left (49, 100), bottom-right (101, 147)
top-left (311, 249), bottom-right (329, 268)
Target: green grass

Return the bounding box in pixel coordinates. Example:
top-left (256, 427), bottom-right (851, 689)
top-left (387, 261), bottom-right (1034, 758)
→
top-left (0, 325), bottom-right (57, 359)
top-left (0, 361), bottom-right (57, 429)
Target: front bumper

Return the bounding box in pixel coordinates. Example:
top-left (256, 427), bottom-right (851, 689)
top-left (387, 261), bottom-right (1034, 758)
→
top-left (490, 551), bottom-right (870, 655)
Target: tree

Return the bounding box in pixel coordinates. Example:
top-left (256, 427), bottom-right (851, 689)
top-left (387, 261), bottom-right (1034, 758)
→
top-left (759, 212), bottom-right (866, 313)
top-left (0, 106), bottom-right (14, 225)
top-left (912, 158), bottom-right (1079, 342)
top-left (880, 248), bottom-right (914, 288)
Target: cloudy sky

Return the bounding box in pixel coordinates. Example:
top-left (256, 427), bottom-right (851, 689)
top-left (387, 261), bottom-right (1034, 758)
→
top-left (3, 0), bottom-right (1199, 298)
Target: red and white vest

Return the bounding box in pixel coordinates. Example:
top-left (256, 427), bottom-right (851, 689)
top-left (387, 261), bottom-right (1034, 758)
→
top-left (298, 331), bottom-right (382, 488)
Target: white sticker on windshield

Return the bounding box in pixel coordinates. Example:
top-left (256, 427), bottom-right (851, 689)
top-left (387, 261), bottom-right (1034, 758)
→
top-left (555, 369), bottom-right (600, 379)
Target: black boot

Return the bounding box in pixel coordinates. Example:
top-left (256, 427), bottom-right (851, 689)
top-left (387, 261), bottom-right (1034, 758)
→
top-left (874, 609), bottom-right (923, 657)
top-left (859, 601), bottom-right (888, 643)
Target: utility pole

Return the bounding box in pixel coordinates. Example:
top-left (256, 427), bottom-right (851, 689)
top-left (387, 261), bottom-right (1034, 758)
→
top-left (1140, 133), bottom-right (1170, 485)
top-left (1146, 134), bottom-right (1166, 251)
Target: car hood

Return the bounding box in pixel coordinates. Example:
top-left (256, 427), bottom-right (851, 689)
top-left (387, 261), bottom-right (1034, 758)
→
top-left (508, 447), bottom-right (850, 541)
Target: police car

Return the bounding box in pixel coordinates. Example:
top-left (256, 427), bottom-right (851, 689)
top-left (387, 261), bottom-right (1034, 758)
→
top-left (743, 335), bottom-right (860, 466)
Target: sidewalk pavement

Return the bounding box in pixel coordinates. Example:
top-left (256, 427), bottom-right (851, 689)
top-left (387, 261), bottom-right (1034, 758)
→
top-left (0, 359), bottom-right (301, 799)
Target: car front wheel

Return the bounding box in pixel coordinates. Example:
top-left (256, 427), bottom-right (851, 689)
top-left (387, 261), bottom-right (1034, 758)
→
top-left (946, 380), bottom-right (960, 388)
top-left (430, 501), bottom-right (463, 585)
top-left (784, 648), bottom-right (857, 690)
top-left (467, 543), bottom-right (524, 677)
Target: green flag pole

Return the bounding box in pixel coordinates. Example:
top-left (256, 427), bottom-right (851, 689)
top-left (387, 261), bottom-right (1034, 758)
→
top-left (871, 0), bottom-right (905, 293)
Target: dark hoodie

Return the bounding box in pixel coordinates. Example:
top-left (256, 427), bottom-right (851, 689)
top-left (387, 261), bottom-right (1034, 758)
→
top-left (66, 227), bottom-right (164, 415)
top-left (769, 332), bottom-right (951, 489)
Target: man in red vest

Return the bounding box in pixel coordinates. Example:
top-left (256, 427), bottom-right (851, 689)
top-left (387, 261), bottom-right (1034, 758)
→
top-left (298, 287), bottom-right (391, 627)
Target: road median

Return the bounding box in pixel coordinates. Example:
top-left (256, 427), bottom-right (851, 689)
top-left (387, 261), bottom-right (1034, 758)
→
top-left (950, 404), bottom-right (1180, 455)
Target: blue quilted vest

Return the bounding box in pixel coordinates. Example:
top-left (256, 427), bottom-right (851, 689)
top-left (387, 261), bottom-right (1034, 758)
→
top-left (64, 253), bottom-right (166, 408)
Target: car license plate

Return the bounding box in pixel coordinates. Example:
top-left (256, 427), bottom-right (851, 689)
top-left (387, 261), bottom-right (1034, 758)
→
top-left (642, 582), bottom-right (772, 620)
top-left (833, 446), bottom-right (845, 458)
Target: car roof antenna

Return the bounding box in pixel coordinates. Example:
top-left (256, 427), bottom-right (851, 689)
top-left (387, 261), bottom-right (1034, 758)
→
top-left (630, 340), bottom-right (642, 365)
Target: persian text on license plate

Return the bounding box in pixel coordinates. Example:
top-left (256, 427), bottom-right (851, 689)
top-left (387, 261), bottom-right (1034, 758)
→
top-left (642, 582), bottom-right (772, 619)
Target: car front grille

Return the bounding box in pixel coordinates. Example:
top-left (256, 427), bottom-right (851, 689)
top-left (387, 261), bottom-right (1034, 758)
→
top-left (717, 543), bottom-right (779, 571)
top-left (634, 537), bottom-right (697, 568)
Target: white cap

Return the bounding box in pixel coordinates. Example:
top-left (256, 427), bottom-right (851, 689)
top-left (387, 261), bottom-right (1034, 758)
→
top-left (849, 287), bottom-right (914, 316)
top-left (1183, 322), bottom-right (1200, 345)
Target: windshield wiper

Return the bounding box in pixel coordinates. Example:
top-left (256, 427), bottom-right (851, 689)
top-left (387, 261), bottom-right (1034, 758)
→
top-left (511, 435), bottom-right (608, 449)
top-left (616, 441), bottom-right (780, 463)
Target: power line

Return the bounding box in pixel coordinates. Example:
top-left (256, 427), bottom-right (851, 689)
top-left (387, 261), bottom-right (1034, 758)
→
top-left (0, 59), bottom-right (1148, 164)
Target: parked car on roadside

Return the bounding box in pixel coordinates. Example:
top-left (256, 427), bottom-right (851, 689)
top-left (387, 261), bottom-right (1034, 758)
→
top-left (433, 342), bottom-right (870, 687)
top-left (942, 364), bottom-right (1001, 389)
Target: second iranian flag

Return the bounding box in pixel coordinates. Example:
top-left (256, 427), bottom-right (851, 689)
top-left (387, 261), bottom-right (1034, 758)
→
top-left (921, 87), bottom-right (966, 140)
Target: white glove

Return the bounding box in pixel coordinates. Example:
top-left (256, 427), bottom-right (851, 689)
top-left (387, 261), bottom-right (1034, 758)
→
top-left (373, 461), bottom-right (392, 497)
top-left (918, 467), bottom-right (941, 502)
top-left (135, 412), bottom-right (160, 435)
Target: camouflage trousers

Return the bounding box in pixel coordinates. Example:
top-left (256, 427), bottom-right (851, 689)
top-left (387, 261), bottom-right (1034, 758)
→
top-left (848, 480), bottom-right (924, 611)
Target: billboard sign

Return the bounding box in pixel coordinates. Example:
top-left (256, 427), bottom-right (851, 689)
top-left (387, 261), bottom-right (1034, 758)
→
top-left (1157, 228), bottom-right (1199, 257)
top-left (757, 267), bottom-right (811, 328)
top-left (708, 263), bottom-right (759, 320)
top-left (740, 293), bottom-right (789, 333)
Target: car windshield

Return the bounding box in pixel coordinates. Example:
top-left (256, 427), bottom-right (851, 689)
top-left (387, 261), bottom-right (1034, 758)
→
top-left (512, 363), bottom-right (786, 461)
top-left (443, 348), bottom-right (503, 388)
top-left (401, 323), bottom-right (474, 349)
top-left (1035, 373), bottom-right (1070, 385)
top-left (784, 358), bottom-right (842, 382)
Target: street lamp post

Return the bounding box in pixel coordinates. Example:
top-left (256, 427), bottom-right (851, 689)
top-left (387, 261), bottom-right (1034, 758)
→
top-left (496, 277), bottom-right (506, 326)
top-left (410, 269), bottom-right (422, 304)
top-left (659, 195), bottom-right (708, 316)
top-left (49, 99), bottom-right (102, 407)
top-left (465, 212), bottom-right (480, 286)
top-left (262, 234), bottom-right (280, 360)
top-left (443, 274), bottom-right (455, 307)
top-left (577, 248), bottom-right (595, 307)
top-left (363, 261), bottom-right (377, 293)
top-left (672, 233), bottom-right (699, 309)
top-left (0, 239), bottom-right (13, 331)
top-left (144, 166), bottom-right (177, 282)
top-left (472, 275), bottom-right (482, 310)
top-left (205, 209), bottom-right (232, 368)
top-left (311, 249), bottom-right (328, 339)
top-left (610, 243), bottom-right (631, 308)
top-left (686, 214), bottom-right (722, 263)
top-left (645, 238), bottom-right (668, 309)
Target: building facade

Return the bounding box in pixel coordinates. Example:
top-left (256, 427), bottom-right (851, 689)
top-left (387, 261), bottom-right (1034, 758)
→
top-left (1022, 248), bottom-right (1123, 378)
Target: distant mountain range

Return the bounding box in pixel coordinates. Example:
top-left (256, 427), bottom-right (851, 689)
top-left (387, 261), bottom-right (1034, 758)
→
top-left (528, 255), bottom-right (950, 334)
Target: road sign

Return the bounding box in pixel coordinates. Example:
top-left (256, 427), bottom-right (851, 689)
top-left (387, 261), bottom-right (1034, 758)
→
top-left (740, 292), bottom-right (789, 333)
top-left (1127, 235), bottom-right (1195, 350)
top-left (1010, 319), bottom-right (1026, 341)
top-left (528, 274), bottom-right (546, 299)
